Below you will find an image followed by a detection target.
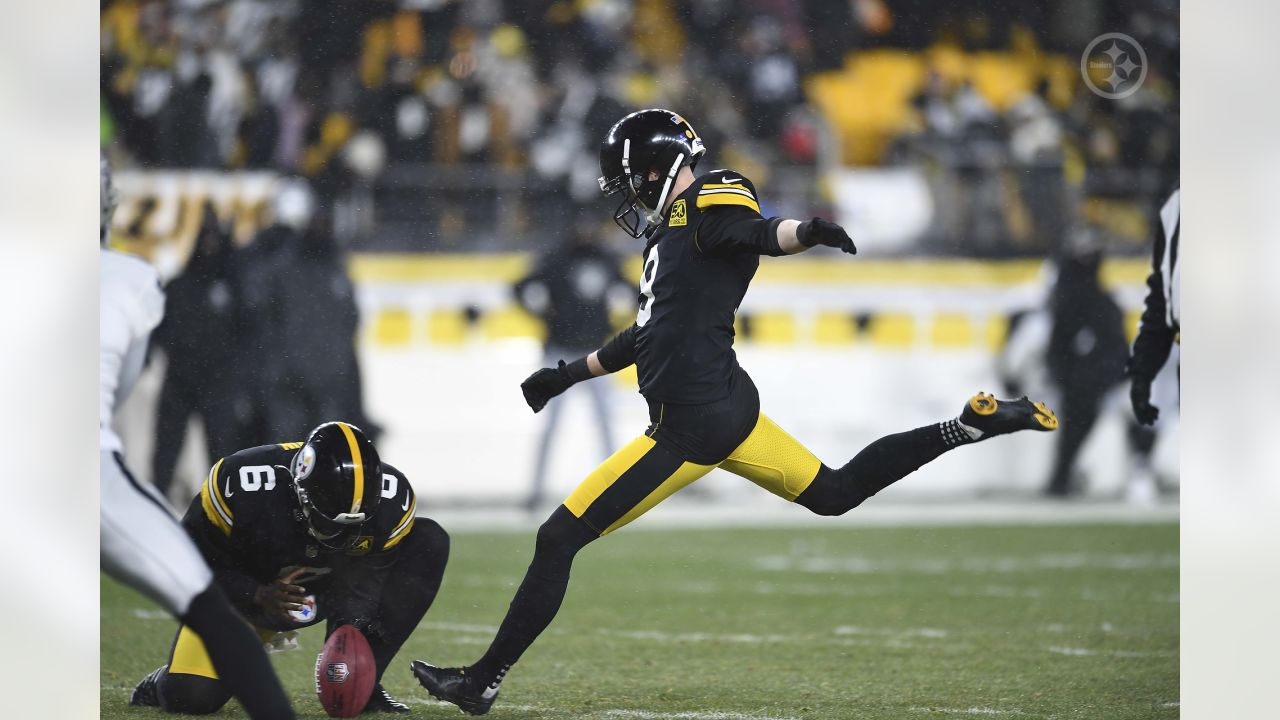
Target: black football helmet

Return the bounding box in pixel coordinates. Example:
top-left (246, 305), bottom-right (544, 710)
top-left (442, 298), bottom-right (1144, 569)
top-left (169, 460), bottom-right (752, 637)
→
top-left (598, 108), bottom-right (706, 237)
top-left (290, 421), bottom-right (383, 551)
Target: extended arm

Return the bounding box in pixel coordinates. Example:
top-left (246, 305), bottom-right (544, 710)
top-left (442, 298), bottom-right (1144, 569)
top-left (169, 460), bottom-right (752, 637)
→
top-left (520, 323), bottom-right (637, 412)
top-left (697, 210), bottom-right (855, 257)
top-left (181, 498), bottom-right (263, 614)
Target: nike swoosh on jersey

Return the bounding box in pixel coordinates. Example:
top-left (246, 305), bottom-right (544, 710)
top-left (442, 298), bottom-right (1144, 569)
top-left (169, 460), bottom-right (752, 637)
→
top-left (720, 176), bottom-right (741, 183)
top-left (224, 477), bottom-right (234, 497)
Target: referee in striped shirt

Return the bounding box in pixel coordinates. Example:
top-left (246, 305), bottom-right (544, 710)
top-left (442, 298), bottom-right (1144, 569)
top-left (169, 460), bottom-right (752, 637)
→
top-left (1128, 187), bottom-right (1180, 425)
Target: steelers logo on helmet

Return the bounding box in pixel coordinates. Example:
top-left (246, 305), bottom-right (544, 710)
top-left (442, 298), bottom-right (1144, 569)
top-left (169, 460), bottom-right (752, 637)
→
top-left (295, 444), bottom-right (316, 480)
top-left (597, 108), bottom-right (707, 238)
top-left (291, 421), bottom-right (383, 551)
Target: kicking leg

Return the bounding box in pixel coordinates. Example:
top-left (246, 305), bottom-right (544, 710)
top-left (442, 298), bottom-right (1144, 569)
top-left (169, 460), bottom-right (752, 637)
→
top-left (718, 394), bottom-right (1057, 517)
top-left (799, 393), bottom-right (1057, 515)
top-left (413, 436), bottom-right (715, 714)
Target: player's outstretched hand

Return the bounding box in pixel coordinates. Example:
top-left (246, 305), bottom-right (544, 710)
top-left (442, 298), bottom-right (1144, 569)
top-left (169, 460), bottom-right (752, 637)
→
top-left (798, 217), bottom-right (856, 255)
top-left (254, 567), bottom-right (308, 624)
top-left (1130, 377), bottom-right (1159, 426)
top-left (520, 361), bottom-right (575, 413)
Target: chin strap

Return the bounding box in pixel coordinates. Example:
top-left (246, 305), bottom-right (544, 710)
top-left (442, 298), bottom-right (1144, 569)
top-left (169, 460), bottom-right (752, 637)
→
top-left (645, 152), bottom-right (686, 228)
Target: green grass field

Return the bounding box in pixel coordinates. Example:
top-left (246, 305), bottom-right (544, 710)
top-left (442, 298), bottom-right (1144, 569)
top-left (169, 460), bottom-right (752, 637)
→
top-left (101, 522), bottom-right (1178, 719)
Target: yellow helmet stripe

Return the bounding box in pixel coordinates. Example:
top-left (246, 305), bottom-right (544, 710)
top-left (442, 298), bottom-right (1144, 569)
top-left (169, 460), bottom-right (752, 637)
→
top-left (336, 422), bottom-right (365, 513)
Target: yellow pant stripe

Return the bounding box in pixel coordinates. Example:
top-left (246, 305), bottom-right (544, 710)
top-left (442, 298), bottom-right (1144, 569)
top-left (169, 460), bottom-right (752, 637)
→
top-left (564, 414), bottom-right (824, 536)
top-left (719, 413), bottom-right (823, 501)
top-left (564, 436), bottom-right (656, 519)
top-left (601, 459), bottom-right (715, 535)
top-left (169, 624), bottom-right (277, 679)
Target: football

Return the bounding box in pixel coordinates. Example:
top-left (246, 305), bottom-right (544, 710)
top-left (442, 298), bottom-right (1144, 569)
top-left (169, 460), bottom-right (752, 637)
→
top-left (314, 624), bottom-right (376, 717)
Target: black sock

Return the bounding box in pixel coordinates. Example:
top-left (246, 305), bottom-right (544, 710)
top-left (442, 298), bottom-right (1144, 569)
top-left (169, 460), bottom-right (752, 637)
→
top-left (180, 584), bottom-right (295, 720)
top-left (796, 421), bottom-right (964, 516)
top-left (469, 507), bottom-right (596, 689)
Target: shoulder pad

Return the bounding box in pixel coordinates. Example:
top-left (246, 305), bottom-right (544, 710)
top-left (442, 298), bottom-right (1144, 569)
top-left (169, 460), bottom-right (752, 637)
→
top-left (198, 446), bottom-right (293, 536)
top-left (696, 169), bottom-right (760, 214)
top-left (377, 464), bottom-right (417, 551)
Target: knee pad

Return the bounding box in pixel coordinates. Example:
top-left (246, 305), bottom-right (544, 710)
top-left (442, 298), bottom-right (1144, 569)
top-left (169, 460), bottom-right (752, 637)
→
top-left (411, 517), bottom-right (451, 558)
top-left (530, 507), bottom-right (597, 579)
top-left (159, 673), bottom-right (231, 715)
top-left (794, 465), bottom-right (861, 517)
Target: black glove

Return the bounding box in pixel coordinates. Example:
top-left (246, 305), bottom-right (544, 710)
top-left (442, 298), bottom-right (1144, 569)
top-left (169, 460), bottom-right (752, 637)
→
top-left (520, 360), bottom-right (576, 413)
top-left (1130, 376), bottom-right (1159, 426)
top-left (796, 217), bottom-right (856, 255)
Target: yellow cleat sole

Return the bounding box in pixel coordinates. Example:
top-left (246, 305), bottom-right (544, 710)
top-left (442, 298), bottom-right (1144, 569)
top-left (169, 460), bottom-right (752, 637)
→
top-left (1033, 401), bottom-right (1059, 430)
top-left (969, 392), bottom-right (999, 416)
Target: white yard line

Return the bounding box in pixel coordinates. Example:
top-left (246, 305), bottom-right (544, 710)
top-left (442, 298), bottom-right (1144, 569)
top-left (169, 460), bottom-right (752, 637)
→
top-left (435, 500), bottom-right (1177, 533)
top-left (754, 552), bottom-right (1178, 575)
top-left (601, 711), bottom-right (802, 720)
top-left (909, 708), bottom-right (1034, 717)
top-left (403, 697), bottom-right (801, 720)
top-left (1046, 646), bottom-right (1175, 658)
top-left (130, 608), bottom-right (170, 620)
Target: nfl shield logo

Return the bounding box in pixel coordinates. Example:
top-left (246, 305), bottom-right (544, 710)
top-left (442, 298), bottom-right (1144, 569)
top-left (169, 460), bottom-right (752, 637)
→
top-left (326, 662), bottom-right (349, 684)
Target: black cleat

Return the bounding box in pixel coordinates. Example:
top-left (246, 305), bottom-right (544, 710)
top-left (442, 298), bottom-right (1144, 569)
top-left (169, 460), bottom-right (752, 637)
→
top-left (959, 392), bottom-right (1058, 439)
top-left (130, 665), bottom-right (167, 707)
top-left (363, 683), bottom-right (410, 713)
top-left (410, 661), bottom-right (497, 716)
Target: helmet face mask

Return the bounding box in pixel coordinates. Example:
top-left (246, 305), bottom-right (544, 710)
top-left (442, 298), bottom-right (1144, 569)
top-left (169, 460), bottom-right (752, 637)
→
top-left (296, 482), bottom-right (366, 551)
top-left (598, 109), bottom-right (706, 238)
top-left (289, 422), bottom-right (382, 552)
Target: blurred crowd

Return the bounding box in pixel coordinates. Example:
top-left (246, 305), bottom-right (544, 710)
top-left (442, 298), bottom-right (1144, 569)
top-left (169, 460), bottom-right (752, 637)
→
top-left (147, 181), bottom-right (378, 499)
top-left (100, 0), bottom-right (1178, 255)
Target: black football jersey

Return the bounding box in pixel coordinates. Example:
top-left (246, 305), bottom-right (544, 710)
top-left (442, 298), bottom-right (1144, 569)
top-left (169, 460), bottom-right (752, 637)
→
top-left (182, 441), bottom-right (417, 628)
top-left (633, 169), bottom-right (782, 405)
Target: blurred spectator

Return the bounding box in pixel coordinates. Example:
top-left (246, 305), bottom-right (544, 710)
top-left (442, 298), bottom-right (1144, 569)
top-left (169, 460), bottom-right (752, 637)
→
top-left (513, 219), bottom-right (632, 510)
top-left (1043, 232), bottom-right (1146, 497)
top-left (234, 180), bottom-right (311, 442)
top-left (99, 0), bottom-right (1177, 256)
top-left (268, 201), bottom-right (380, 443)
top-left (151, 203), bottom-right (246, 497)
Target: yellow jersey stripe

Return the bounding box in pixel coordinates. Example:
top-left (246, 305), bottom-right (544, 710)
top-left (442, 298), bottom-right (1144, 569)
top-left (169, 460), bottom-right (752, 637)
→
top-left (336, 422), bottom-right (365, 514)
top-left (700, 182), bottom-right (754, 195)
top-left (209, 457), bottom-right (234, 527)
top-left (201, 458), bottom-right (232, 536)
top-left (278, 441), bottom-right (303, 450)
top-left (383, 495), bottom-right (417, 550)
top-left (696, 193), bottom-right (761, 214)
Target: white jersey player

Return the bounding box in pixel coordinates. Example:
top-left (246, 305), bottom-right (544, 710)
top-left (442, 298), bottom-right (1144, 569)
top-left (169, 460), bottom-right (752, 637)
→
top-left (99, 154), bottom-right (295, 719)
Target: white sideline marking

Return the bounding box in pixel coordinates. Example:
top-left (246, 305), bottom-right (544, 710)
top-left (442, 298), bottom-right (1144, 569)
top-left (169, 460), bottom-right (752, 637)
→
top-left (1046, 646), bottom-right (1174, 658)
top-left (910, 708), bottom-right (1031, 716)
top-left (834, 625), bottom-right (949, 639)
top-left (423, 620), bottom-right (961, 650)
top-left (403, 697), bottom-right (801, 720)
top-left (602, 628), bottom-right (794, 644)
top-left (423, 620), bottom-right (501, 634)
top-left (131, 608), bottom-right (170, 620)
top-left (602, 711), bottom-right (801, 720)
top-left (755, 552), bottom-right (1178, 575)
